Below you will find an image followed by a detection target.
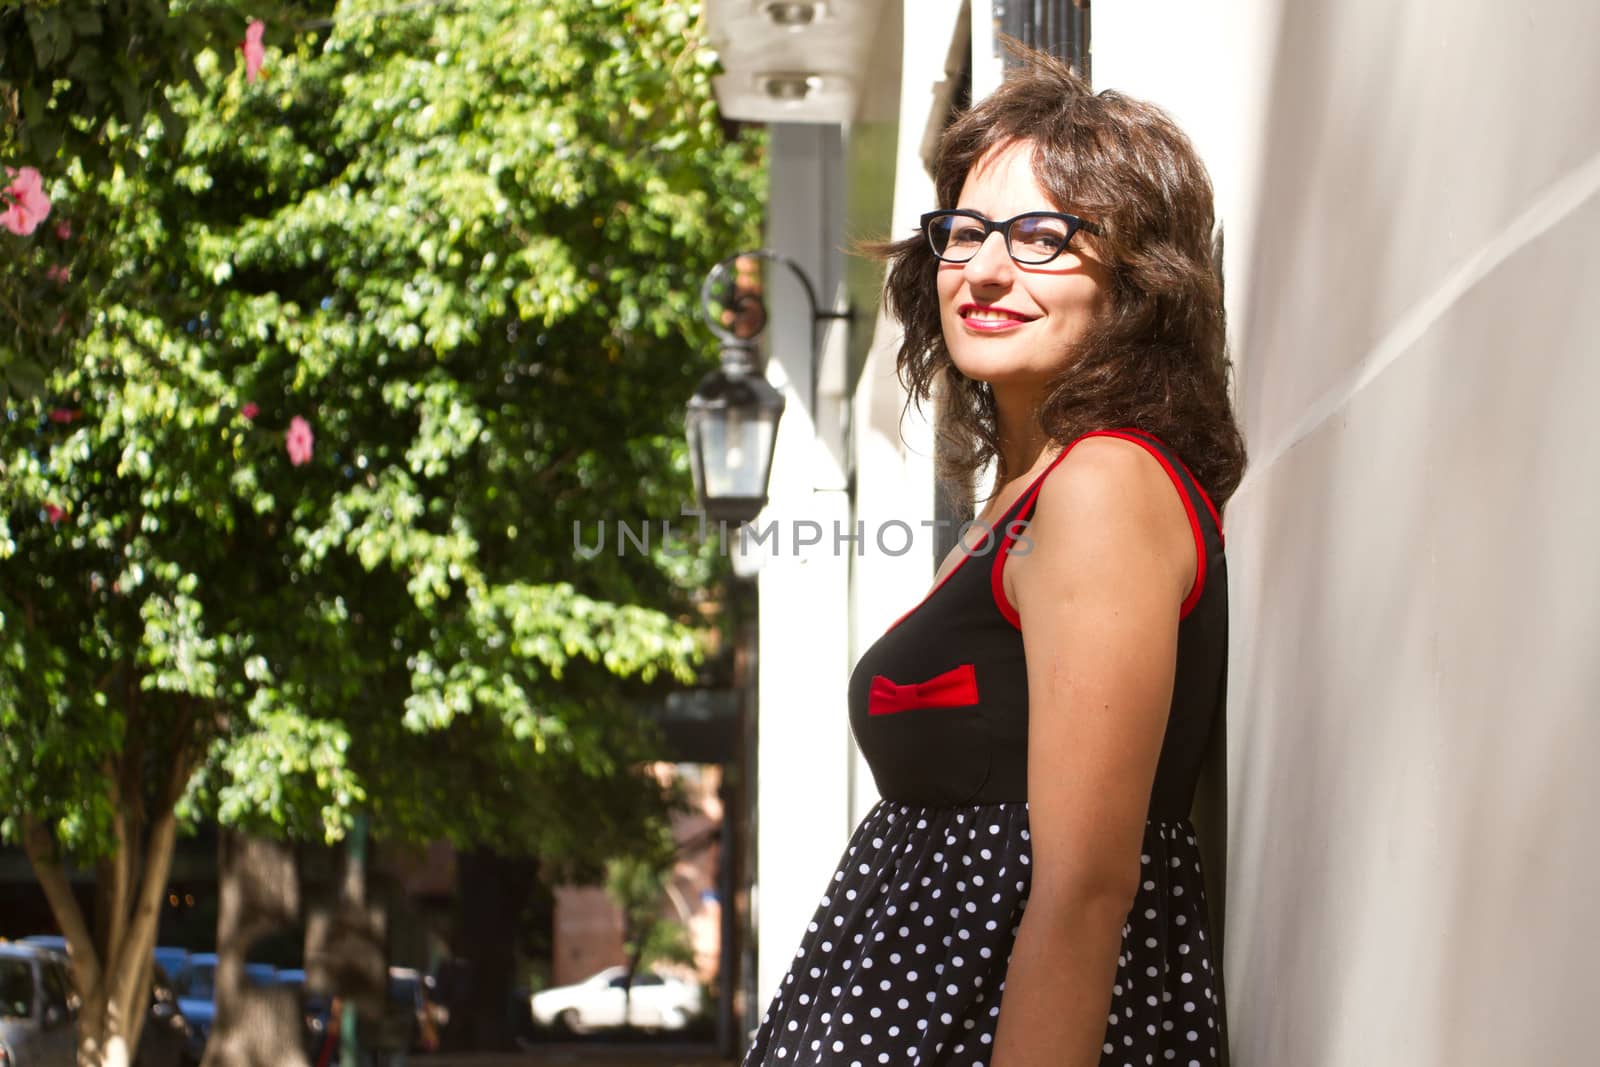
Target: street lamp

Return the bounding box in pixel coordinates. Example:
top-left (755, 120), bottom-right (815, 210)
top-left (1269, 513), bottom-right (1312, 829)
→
top-left (686, 250), bottom-right (849, 524)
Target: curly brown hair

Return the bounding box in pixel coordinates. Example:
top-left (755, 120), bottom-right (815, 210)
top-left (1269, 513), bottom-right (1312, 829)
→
top-left (870, 42), bottom-right (1246, 513)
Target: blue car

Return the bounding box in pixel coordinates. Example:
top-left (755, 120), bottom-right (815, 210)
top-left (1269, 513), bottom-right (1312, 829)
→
top-left (153, 947), bottom-right (191, 979)
top-left (171, 952), bottom-right (217, 1061)
top-left (140, 963), bottom-right (197, 1067)
top-left (170, 953), bottom-right (280, 1061)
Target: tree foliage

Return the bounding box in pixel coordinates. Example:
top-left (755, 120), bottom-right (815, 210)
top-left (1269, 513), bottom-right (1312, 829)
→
top-left (1, 1), bottom-right (763, 1062)
top-left (0, 0), bottom-right (306, 392)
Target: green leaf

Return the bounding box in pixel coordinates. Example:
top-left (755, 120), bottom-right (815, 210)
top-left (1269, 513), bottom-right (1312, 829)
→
top-left (24, 8), bottom-right (60, 66)
top-left (1, 0), bottom-right (761, 881)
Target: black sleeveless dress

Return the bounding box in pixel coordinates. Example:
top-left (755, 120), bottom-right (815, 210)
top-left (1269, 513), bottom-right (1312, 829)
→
top-left (741, 428), bottom-right (1229, 1067)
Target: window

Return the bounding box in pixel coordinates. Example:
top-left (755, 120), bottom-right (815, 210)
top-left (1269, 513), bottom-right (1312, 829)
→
top-left (0, 959), bottom-right (35, 1019)
top-left (995, 0), bottom-right (1091, 81)
top-left (608, 971), bottom-right (665, 988)
top-left (40, 959), bottom-right (72, 1020)
top-left (176, 962), bottom-right (217, 1000)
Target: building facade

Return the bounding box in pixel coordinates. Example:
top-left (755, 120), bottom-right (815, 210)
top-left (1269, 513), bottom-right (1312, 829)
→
top-left (704, 1), bottom-right (1599, 1062)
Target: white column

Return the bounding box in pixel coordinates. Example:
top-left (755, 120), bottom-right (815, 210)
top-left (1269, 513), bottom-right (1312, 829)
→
top-left (968, 0), bottom-right (1005, 103)
top-left (753, 123), bottom-right (855, 1014)
top-left (843, 0), bottom-right (968, 830)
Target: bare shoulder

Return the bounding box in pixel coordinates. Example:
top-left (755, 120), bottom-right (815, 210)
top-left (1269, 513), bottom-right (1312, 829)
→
top-left (1036, 435), bottom-right (1178, 521)
top-left (1005, 435), bottom-right (1195, 611)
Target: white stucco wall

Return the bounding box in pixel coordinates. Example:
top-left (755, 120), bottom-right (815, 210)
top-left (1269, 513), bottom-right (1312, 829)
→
top-left (1095, 3), bottom-right (1600, 1064)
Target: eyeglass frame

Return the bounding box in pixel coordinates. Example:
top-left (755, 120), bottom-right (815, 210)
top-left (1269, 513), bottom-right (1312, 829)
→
top-left (919, 208), bottom-right (1105, 266)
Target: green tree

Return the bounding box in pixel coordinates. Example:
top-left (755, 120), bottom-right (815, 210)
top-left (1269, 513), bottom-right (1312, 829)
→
top-left (604, 825), bottom-right (698, 1029)
top-left (0, 0), bottom-right (279, 164)
top-left (0, 1), bottom-right (763, 1064)
top-left (0, 0), bottom-right (300, 393)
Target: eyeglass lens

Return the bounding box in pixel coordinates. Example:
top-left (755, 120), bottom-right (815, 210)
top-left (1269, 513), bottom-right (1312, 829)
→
top-left (927, 213), bottom-right (1077, 264)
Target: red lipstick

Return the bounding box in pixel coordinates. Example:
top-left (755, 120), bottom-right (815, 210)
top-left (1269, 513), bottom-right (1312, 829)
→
top-left (958, 303), bottom-right (1036, 332)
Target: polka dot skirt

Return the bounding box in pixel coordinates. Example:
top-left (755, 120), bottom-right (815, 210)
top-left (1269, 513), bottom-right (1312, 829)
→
top-left (742, 800), bottom-right (1224, 1066)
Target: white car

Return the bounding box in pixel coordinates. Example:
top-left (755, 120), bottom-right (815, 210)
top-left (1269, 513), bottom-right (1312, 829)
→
top-left (529, 966), bottom-right (701, 1033)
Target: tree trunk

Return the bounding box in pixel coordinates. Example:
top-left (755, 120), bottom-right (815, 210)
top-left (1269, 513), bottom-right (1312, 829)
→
top-left (200, 830), bottom-right (309, 1067)
top-left (449, 849), bottom-right (533, 1051)
top-left (302, 818), bottom-right (387, 1062)
top-left (20, 747), bottom-right (188, 1067)
top-left (71, 985), bottom-right (132, 1067)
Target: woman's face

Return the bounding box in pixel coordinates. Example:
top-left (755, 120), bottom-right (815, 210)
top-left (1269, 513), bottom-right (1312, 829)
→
top-left (936, 139), bottom-right (1111, 395)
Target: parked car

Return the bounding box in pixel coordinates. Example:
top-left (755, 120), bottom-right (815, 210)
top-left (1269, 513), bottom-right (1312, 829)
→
top-left (270, 968), bottom-right (330, 1063)
top-left (384, 967), bottom-right (438, 1053)
top-left (138, 964), bottom-right (197, 1067)
top-left (171, 953), bottom-right (217, 1053)
top-left (153, 947), bottom-right (191, 980)
top-left (241, 963), bottom-right (277, 987)
top-left (169, 952), bottom-right (282, 1061)
top-left (0, 942), bottom-right (77, 1067)
top-left (12, 938), bottom-right (196, 1067)
top-left (529, 966), bottom-right (701, 1034)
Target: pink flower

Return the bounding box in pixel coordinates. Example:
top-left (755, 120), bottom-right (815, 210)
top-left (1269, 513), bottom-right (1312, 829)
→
top-left (44, 504), bottom-right (66, 525)
top-left (46, 264), bottom-right (70, 284)
top-left (285, 415), bottom-right (314, 466)
top-left (240, 402), bottom-right (260, 420)
top-left (242, 20), bottom-right (266, 83)
top-left (55, 219), bottom-right (71, 240)
top-left (48, 408), bottom-right (79, 424)
top-left (2, 166), bottom-right (52, 236)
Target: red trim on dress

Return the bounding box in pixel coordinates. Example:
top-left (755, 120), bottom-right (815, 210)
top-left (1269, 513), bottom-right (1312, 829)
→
top-left (881, 510), bottom-right (1004, 635)
top-left (1116, 427), bottom-right (1224, 545)
top-left (989, 440), bottom-right (1088, 628)
top-left (991, 428), bottom-right (1209, 629)
top-left (868, 663), bottom-right (981, 716)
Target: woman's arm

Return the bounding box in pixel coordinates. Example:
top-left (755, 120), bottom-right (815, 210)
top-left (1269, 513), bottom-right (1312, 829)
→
top-left (988, 436), bottom-right (1197, 1067)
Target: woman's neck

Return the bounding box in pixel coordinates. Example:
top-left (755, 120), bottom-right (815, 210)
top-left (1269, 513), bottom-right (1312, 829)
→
top-left (989, 380), bottom-right (1056, 485)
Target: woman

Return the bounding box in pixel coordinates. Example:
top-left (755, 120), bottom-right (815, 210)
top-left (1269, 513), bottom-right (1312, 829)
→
top-left (742, 43), bottom-right (1245, 1067)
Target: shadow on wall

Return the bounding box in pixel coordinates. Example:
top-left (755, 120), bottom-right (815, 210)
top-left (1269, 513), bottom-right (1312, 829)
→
top-left (1419, 209), bottom-right (1600, 1067)
top-left (1224, 1), bottom-right (1600, 1065)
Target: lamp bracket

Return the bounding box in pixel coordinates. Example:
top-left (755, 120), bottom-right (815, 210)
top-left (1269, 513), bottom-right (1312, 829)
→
top-left (698, 248), bottom-right (853, 412)
top-left (699, 248), bottom-right (853, 344)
